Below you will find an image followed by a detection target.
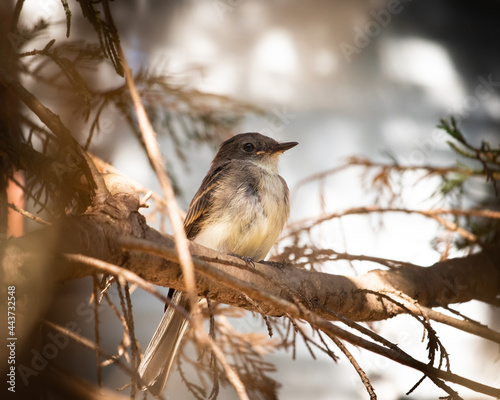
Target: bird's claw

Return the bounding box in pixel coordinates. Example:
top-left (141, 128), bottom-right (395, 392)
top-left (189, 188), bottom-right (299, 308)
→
top-left (228, 252), bottom-right (255, 268)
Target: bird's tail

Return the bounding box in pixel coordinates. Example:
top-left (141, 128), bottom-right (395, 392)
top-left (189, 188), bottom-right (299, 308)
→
top-left (137, 290), bottom-right (191, 396)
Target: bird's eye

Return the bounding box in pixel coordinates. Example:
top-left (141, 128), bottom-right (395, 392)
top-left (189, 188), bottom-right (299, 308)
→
top-left (243, 142), bottom-right (255, 152)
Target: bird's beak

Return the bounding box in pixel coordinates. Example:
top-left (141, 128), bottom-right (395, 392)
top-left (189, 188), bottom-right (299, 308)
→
top-left (271, 141), bottom-right (298, 154)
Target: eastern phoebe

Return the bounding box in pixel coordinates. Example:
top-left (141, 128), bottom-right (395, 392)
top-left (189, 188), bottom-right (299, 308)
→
top-left (138, 132), bottom-right (298, 395)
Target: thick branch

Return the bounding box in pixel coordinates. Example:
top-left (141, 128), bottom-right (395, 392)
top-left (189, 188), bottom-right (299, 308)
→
top-left (4, 191), bottom-right (499, 325)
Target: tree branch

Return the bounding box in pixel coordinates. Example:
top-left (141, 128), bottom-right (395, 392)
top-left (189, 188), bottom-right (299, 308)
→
top-left (3, 184), bottom-right (500, 398)
top-left (4, 190), bottom-right (499, 325)
top-left (284, 206), bottom-right (500, 242)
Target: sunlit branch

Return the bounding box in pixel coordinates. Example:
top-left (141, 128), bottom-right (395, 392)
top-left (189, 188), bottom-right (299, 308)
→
top-left (292, 156), bottom-right (497, 194)
top-left (283, 205), bottom-right (500, 241)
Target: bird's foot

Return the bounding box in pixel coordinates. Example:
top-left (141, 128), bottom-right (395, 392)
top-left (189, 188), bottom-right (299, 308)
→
top-left (228, 253), bottom-right (255, 268)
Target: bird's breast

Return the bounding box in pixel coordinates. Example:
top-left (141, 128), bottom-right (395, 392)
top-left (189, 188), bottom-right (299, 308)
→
top-left (193, 169), bottom-right (289, 261)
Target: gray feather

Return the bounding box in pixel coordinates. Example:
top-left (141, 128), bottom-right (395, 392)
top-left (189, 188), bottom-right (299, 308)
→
top-left (137, 291), bottom-right (191, 396)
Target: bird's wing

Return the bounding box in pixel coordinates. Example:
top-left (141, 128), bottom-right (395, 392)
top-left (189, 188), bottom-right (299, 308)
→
top-left (183, 161), bottom-right (231, 239)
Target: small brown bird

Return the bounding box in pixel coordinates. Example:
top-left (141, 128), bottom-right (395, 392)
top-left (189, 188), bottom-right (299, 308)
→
top-left (138, 132), bottom-right (298, 395)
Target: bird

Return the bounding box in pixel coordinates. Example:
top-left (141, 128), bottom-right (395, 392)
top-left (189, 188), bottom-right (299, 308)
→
top-left (137, 132), bottom-right (298, 395)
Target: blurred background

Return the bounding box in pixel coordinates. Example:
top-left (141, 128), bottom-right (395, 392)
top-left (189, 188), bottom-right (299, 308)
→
top-left (17, 0), bottom-right (500, 399)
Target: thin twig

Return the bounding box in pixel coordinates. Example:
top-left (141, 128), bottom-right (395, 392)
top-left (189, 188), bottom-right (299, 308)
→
top-left (381, 291), bottom-right (500, 344)
top-left (7, 202), bottom-right (50, 225)
top-left (362, 289), bottom-right (451, 371)
top-left (195, 327), bottom-right (250, 400)
top-left (283, 206), bottom-right (500, 241)
top-left (331, 335), bottom-right (377, 399)
top-left (281, 247), bottom-right (420, 270)
top-left (292, 156), bottom-right (492, 195)
top-left (124, 281), bottom-right (141, 376)
top-left (115, 279), bottom-right (138, 398)
top-left (92, 275), bottom-right (102, 387)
